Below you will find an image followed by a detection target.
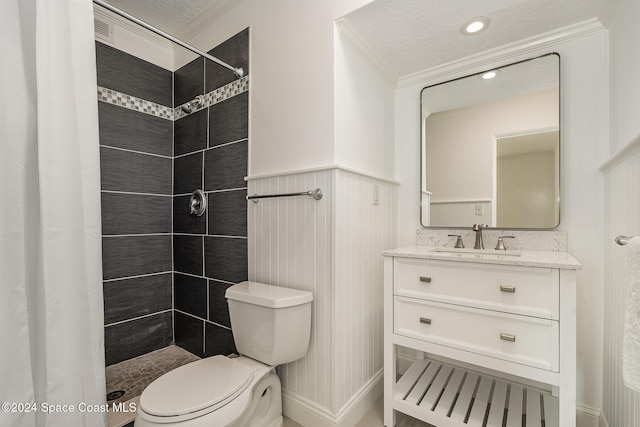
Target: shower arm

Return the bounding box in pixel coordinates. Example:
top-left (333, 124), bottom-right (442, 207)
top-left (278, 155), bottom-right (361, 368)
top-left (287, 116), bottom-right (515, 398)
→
top-left (92, 0), bottom-right (244, 78)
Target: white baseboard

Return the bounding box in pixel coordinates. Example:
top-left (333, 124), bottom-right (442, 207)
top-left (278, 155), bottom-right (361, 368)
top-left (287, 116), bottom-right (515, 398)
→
top-left (576, 404), bottom-right (601, 427)
top-left (282, 370), bottom-right (383, 427)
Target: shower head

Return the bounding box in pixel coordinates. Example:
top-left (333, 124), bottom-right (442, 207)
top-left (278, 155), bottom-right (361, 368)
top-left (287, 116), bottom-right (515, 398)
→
top-left (181, 95), bottom-right (205, 114)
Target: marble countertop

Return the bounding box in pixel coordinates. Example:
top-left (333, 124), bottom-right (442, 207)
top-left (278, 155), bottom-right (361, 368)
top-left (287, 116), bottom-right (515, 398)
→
top-left (383, 245), bottom-right (581, 270)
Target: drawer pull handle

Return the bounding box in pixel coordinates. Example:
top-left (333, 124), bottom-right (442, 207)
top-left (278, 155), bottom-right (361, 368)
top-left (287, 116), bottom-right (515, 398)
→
top-left (500, 333), bottom-right (516, 342)
top-left (500, 285), bottom-right (516, 293)
top-left (419, 276), bottom-right (432, 283)
top-left (419, 317), bottom-right (432, 325)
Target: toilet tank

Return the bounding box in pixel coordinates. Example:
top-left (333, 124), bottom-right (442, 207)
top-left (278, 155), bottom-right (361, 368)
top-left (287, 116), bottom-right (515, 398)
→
top-left (225, 282), bottom-right (313, 366)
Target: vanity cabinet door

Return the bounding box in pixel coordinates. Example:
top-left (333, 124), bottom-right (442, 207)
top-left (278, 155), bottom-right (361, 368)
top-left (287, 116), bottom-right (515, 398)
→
top-left (394, 259), bottom-right (559, 319)
top-left (394, 296), bottom-right (560, 371)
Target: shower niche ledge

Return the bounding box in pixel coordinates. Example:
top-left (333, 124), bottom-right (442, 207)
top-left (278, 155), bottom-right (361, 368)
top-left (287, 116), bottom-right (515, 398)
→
top-left (382, 246), bottom-right (580, 427)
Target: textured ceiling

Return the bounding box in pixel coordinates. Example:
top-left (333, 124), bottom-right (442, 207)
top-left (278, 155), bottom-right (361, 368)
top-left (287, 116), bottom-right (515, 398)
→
top-left (343, 0), bottom-right (604, 78)
top-left (100, 0), bottom-right (603, 77)
top-left (101, 0), bottom-right (235, 36)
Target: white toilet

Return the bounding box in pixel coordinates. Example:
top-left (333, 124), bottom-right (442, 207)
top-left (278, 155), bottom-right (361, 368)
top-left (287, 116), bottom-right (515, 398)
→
top-left (134, 281), bottom-right (313, 427)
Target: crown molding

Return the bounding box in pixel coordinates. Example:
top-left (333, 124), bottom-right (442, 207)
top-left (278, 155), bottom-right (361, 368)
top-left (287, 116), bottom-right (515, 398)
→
top-left (398, 18), bottom-right (605, 88)
top-left (335, 18), bottom-right (398, 87)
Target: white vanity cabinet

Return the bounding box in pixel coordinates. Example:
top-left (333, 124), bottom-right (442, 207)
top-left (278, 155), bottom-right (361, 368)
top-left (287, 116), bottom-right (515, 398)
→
top-left (383, 246), bottom-right (580, 427)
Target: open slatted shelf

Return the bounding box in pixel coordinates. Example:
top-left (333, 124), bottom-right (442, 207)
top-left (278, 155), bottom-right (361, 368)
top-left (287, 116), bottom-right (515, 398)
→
top-left (394, 359), bottom-right (559, 427)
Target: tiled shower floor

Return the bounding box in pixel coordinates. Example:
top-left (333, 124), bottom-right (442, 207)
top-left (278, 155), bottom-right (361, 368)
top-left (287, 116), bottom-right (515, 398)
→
top-left (106, 345), bottom-right (200, 427)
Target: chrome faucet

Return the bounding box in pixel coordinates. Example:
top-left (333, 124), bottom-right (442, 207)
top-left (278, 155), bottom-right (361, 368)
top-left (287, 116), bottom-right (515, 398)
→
top-left (472, 224), bottom-right (488, 249)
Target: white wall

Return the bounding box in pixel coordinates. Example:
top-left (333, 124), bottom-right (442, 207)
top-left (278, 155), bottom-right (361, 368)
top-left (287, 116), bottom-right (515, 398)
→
top-left (334, 24), bottom-right (396, 181)
top-left (395, 30), bottom-right (607, 411)
top-left (181, 0), bottom-right (384, 179)
top-left (599, 0), bottom-right (640, 425)
top-left (600, 0), bottom-right (640, 155)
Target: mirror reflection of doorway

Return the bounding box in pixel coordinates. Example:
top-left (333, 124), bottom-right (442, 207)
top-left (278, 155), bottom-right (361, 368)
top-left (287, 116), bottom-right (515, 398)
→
top-left (495, 129), bottom-right (559, 228)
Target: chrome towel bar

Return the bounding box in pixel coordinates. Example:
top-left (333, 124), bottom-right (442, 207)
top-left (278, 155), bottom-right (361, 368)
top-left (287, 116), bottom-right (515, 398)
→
top-left (616, 235), bottom-right (638, 245)
top-left (247, 188), bottom-right (323, 203)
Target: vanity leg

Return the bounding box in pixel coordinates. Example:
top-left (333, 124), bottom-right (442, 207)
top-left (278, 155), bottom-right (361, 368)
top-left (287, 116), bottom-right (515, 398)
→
top-left (384, 344), bottom-right (396, 426)
top-left (558, 386), bottom-right (576, 427)
top-left (558, 269), bottom-right (577, 427)
top-left (383, 256), bottom-right (395, 426)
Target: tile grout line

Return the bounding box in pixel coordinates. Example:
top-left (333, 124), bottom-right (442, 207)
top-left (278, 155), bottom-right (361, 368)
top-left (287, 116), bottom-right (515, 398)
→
top-left (104, 309), bottom-right (172, 328)
top-left (171, 71), bottom-right (176, 345)
top-left (174, 138), bottom-right (248, 159)
top-left (204, 58), bottom-right (210, 357)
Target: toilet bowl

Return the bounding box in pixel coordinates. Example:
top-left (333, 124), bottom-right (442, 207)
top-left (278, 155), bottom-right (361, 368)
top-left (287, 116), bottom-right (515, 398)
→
top-left (135, 356), bottom-right (282, 427)
top-left (134, 282), bottom-right (313, 427)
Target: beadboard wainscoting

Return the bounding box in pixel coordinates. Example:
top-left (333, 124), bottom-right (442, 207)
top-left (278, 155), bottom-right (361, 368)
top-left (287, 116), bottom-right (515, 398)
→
top-left (247, 167), bottom-right (397, 426)
top-left (601, 136), bottom-right (640, 427)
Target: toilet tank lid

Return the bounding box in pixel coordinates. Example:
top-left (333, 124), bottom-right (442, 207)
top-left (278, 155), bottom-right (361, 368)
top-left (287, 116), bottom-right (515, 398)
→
top-left (225, 281), bottom-right (313, 308)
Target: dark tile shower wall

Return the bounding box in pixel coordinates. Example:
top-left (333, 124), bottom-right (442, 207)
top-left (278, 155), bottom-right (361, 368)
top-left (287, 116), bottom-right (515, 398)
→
top-left (97, 42), bottom-right (173, 365)
top-left (97, 28), bottom-right (249, 365)
top-left (173, 28), bottom-right (249, 358)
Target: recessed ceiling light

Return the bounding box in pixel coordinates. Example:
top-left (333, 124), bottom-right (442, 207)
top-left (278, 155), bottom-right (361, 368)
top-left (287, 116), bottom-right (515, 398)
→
top-left (461, 17), bottom-right (490, 36)
top-left (480, 70), bottom-right (499, 80)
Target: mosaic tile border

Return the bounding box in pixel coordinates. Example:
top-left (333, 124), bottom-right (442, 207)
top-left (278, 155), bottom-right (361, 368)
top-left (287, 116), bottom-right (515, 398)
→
top-left (97, 87), bottom-right (174, 120)
top-left (174, 75), bottom-right (250, 120)
top-left (97, 75), bottom-right (249, 122)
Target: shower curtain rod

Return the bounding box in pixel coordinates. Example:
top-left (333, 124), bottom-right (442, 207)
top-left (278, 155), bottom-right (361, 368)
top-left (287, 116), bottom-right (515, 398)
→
top-left (92, 0), bottom-right (244, 78)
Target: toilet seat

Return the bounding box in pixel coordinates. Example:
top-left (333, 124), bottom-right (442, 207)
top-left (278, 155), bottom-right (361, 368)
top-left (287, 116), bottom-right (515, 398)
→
top-left (139, 355), bottom-right (254, 421)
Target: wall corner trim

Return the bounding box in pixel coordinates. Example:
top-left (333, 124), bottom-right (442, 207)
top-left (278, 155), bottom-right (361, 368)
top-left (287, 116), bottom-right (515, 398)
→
top-left (576, 404), bottom-right (604, 427)
top-left (598, 411), bottom-right (610, 427)
top-left (598, 131), bottom-right (640, 173)
top-left (282, 370), bottom-right (383, 427)
top-left (246, 164), bottom-right (400, 185)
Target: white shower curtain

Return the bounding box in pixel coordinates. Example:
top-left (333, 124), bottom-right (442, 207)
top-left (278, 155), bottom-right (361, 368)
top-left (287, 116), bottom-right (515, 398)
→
top-left (0, 0), bottom-right (107, 426)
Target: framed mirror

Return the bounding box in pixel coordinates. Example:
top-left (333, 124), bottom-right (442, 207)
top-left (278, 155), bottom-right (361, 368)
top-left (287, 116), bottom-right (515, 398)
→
top-left (420, 53), bottom-right (560, 229)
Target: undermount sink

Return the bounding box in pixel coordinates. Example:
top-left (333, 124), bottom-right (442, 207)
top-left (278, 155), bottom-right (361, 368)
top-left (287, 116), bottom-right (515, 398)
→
top-left (430, 247), bottom-right (522, 257)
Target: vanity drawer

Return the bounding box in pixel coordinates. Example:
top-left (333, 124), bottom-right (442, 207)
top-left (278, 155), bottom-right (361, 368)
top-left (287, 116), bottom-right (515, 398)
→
top-left (394, 296), bottom-right (559, 372)
top-left (394, 258), bottom-right (559, 319)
